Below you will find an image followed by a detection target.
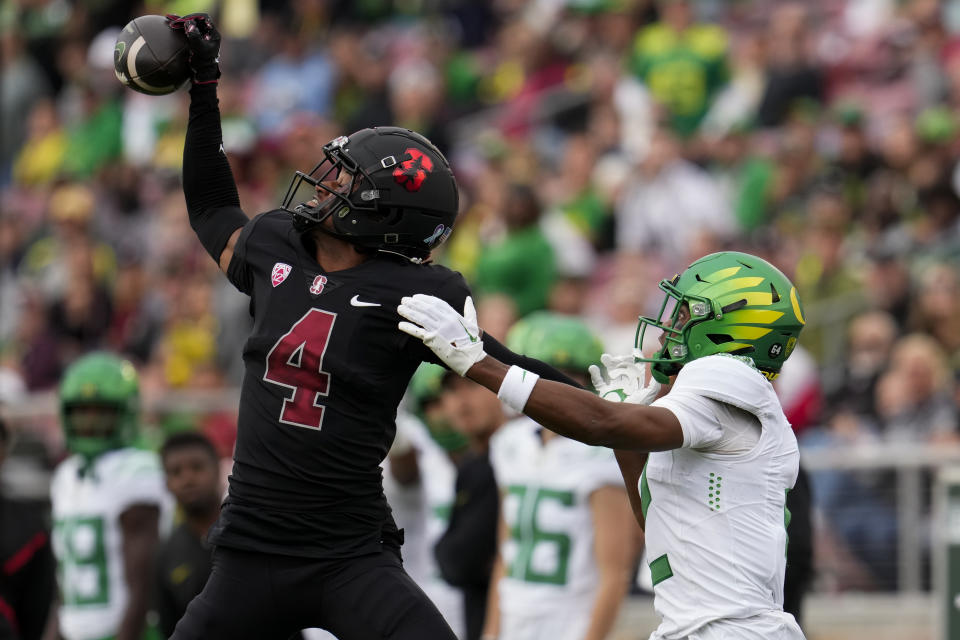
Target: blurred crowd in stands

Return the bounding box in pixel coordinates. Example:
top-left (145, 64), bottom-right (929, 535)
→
top-left (1, 0), bottom-right (959, 593)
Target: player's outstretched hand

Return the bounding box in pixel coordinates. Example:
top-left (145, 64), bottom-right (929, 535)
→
top-left (166, 13), bottom-right (220, 84)
top-left (398, 295), bottom-right (487, 376)
top-left (589, 353), bottom-right (660, 405)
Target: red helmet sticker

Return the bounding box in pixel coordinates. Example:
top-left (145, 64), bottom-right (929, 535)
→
top-left (393, 148), bottom-right (434, 192)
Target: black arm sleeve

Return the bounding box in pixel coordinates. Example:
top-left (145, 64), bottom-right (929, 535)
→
top-left (183, 83), bottom-right (248, 262)
top-left (481, 333), bottom-right (584, 389)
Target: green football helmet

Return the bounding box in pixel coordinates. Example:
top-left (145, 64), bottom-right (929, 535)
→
top-left (506, 312), bottom-right (604, 376)
top-left (59, 352), bottom-right (140, 459)
top-left (407, 363), bottom-right (468, 453)
top-left (636, 251), bottom-right (805, 383)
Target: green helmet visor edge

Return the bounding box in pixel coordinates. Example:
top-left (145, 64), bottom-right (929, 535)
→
top-left (634, 279), bottom-right (715, 383)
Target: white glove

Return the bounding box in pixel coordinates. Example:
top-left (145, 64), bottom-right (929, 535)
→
top-left (589, 352), bottom-right (661, 405)
top-left (398, 294), bottom-right (487, 376)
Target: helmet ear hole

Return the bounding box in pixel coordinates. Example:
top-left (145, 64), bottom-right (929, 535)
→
top-left (720, 299), bottom-right (748, 313)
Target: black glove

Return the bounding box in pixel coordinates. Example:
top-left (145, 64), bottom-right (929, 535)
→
top-left (166, 13), bottom-right (221, 84)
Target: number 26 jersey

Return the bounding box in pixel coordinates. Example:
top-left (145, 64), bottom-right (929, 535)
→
top-left (211, 210), bottom-right (470, 558)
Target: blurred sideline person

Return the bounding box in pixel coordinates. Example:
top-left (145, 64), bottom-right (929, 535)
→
top-left (0, 412), bottom-right (56, 640)
top-left (164, 13), bottom-right (576, 640)
top-left (399, 251), bottom-right (808, 639)
top-left (435, 371), bottom-right (506, 640)
top-left (383, 365), bottom-right (472, 638)
top-left (50, 352), bottom-right (170, 640)
top-left (154, 432), bottom-right (221, 638)
top-left (484, 313), bottom-right (638, 640)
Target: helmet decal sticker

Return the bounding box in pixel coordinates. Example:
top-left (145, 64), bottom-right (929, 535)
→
top-left (393, 147), bottom-right (434, 192)
top-left (790, 287), bottom-right (805, 325)
top-left (424, 224), bottom-right (446, 245)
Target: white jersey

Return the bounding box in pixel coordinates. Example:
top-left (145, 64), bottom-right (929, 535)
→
top-left (383, 413), bottom-right (464, 639)
top-left (50, 447), bottom-right (169, 640)
top-left (643, 355), bottom-right (804, 639)
top-left (489, 416), bottom-right (623, 638)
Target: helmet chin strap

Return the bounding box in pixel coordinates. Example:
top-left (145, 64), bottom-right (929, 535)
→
top-left (297, 198), bottom-right (428, 264)
top-left (292, 199), bottom-right (337, 233)
top-left (313, 223), bottom-right (427, 264)
top-left (376, 248), bottom-right (426, 264)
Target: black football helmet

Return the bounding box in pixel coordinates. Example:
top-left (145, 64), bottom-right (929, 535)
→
top-left (281, 127), bottom-right (459, 262)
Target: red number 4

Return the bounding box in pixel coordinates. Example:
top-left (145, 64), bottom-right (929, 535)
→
top-left (263, 309), bottom-right (336, 429)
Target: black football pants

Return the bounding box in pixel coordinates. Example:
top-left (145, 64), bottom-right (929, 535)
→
top-left (170, 546), bottom-right (457, 640)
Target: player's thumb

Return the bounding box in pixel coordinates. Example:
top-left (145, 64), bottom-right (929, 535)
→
top-left (463, 296), bottom-right (477, 325)
top-left (588, 364), bottom-right (605, 391)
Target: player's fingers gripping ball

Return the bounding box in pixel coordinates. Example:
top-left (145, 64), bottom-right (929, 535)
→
top-left (166, 12), bottom-right (221, 84)
top-left (398, 295), bottom-right (486, 376)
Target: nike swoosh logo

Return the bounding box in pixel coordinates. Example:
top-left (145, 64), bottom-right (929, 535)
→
top-left (458, 320), bottom-right (478, 343)
top-left (350, 295), bottom-right (381, 308)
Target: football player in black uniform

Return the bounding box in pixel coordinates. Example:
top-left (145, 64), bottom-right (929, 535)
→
top-left (166, 14), bottom-right (578, 640)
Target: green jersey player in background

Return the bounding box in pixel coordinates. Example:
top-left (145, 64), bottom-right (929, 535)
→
top-left (484, 313), bottom-right (638, 640)
top-left (50, 353), bottom-right (170, 640)
top-left (398, 251), bottom-right (807, 640)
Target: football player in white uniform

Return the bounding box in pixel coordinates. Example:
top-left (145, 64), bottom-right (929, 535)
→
top-left (50, 353), bottom-right (169, 640)
top-left (484, 313), bottom-right (638, 640)
top-left (398, 251), bottom-right (808, 640)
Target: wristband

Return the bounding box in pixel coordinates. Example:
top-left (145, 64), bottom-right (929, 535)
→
top-left (497, 366), bottom-right (540, 413)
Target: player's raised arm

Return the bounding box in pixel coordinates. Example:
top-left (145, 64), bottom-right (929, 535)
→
top-left (172, 13), bottom-right (248, 274)
top-left (397, 294), bottom-right (684, 451)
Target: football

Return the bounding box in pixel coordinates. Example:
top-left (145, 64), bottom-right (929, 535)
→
top-left (114, 15), bottom-right (190, 96)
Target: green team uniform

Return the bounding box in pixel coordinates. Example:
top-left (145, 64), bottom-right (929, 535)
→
top-left (629, 23), bottom-right (730, 137)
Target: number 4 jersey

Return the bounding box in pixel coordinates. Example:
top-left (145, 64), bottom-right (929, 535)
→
top-left (489, 417), bottom-right (623, 636)
top-left (212, 210), bottom-right (471, 558)
top-left (50, 447), bottom-right (169, 640)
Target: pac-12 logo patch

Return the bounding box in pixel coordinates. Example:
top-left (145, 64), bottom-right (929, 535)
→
top-left (309, 275), bottom-right (328, 295)
top-left (272, 263), bottom-right (292, 287)
top-left (393, 148), bottom-right (434, 192)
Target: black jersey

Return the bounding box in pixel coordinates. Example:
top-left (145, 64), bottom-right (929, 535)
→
top-left (209, 210), bottom-right (470, 558)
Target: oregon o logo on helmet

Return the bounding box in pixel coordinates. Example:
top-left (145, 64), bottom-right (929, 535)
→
top-left (393, 148), bottom-right (434, 192)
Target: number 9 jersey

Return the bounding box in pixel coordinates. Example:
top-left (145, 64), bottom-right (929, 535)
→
top-left (50, 448), bottom-right (169, 640)
top-left (211, 210), bottom-right (472, 559)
